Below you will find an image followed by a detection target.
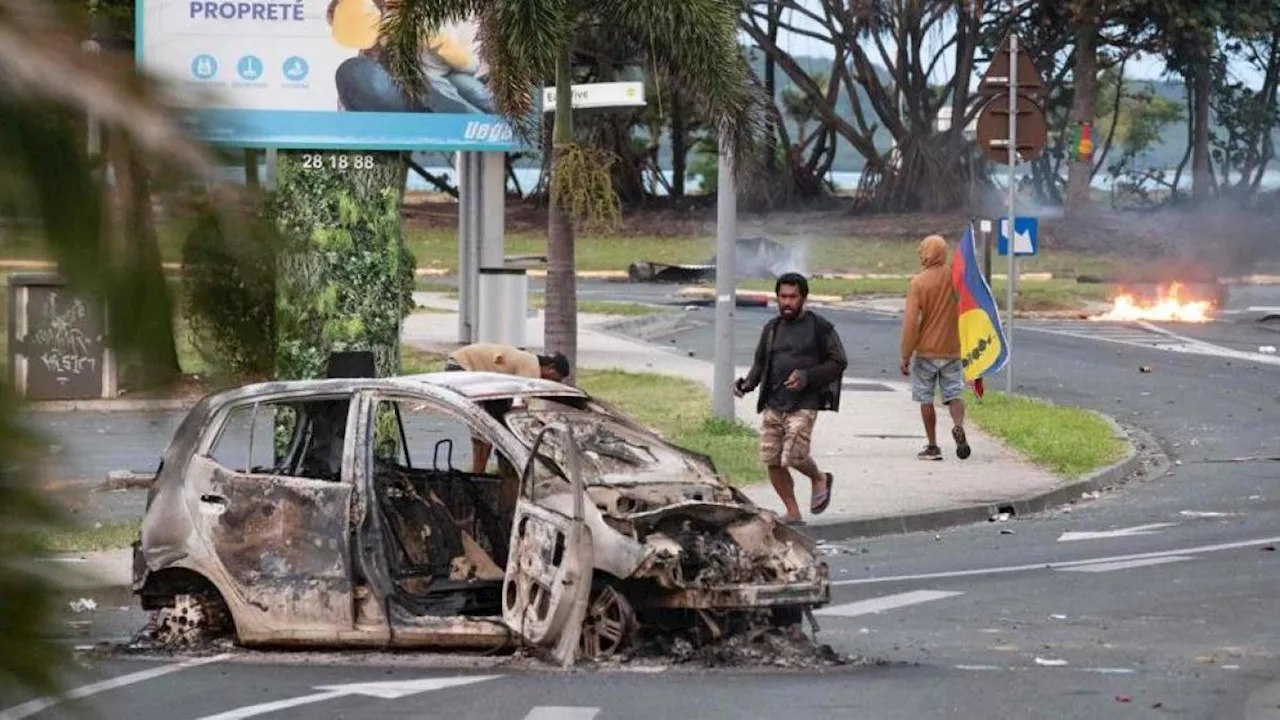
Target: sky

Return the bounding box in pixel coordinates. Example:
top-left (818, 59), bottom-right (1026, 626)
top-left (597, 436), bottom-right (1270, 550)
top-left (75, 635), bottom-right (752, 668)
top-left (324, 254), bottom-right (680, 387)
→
top-left (738, 3), bottom-right (1269, 93)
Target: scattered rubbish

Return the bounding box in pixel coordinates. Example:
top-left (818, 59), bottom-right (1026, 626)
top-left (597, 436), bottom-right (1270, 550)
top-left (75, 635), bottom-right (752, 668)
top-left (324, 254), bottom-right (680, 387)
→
top-left (1050, 614), bottom-right (1068, 620)
top-left (1116, 695), bottom-right (1132, 703)
top-left (999, 529), bottom-right (1015, 535)
top-left (69, 598), bottom-right (97, 613)
top-left (1174, 459), bottom-right (1183, 466)
top-left (1259, 345), bottom-right (1277, 354)
top-left (1223, 665), bottom-right (1241, 670)
top-left (1249, 495), bottom-right (1263, 501)
top-left (990, 512), bottom-right (1011, 523)
top-left (934, 535), bottom-right (942, 541)
top-left (1152, 702), bottom-right (1164, 709)
top-left (1034, 657), bottom-right (1068, 667)
top-left (1178, 510), bottom-right (1233, 518)
top-left (815, 544), bottom-right (863, 557)
top-left (1262, 546), bottom-right (1276, 552)
top-left (1080, 491), bottom-right (1101, 501)
top-left (1139, 365), bottom-right (1153, 374)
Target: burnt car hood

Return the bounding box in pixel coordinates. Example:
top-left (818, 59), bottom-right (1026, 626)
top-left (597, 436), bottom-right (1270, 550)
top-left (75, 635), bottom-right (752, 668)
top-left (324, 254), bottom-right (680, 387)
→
top-left (504, 406), bottom-right (724, 488)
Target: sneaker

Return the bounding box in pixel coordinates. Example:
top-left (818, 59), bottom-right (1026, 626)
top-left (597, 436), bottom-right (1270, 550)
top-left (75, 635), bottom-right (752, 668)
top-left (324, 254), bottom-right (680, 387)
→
top-left (952, 426), bottom-right (971, 460)
top-left (917, 445), bottom-right (943, 461)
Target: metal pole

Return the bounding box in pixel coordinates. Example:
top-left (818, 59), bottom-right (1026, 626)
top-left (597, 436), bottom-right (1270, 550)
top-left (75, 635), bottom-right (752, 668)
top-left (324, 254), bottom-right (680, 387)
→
top-left (712, 141), bottom-right (737, 419)
top-left (1005, 8), bottom-right (1018, 394)
top-left (265, 148), bottom-right (279, 190)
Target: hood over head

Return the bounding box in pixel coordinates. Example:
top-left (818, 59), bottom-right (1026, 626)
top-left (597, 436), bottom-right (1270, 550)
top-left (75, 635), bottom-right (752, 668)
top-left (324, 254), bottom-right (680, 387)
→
top-left (919, 234), bottom-right (948, 268)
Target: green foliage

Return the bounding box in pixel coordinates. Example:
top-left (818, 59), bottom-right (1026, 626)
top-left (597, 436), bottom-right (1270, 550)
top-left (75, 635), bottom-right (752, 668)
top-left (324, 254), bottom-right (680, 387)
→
top-left (181, 198), bottom-right (281, 378)
top-left (0, 384), bottom-right (68, 694)
top-left (273, 152), bottom-right (416, 380)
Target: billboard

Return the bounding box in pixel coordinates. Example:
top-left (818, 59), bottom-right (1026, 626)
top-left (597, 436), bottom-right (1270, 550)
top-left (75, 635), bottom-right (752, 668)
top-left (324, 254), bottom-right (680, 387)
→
top-left (137, 0), bottom-right (521, 151)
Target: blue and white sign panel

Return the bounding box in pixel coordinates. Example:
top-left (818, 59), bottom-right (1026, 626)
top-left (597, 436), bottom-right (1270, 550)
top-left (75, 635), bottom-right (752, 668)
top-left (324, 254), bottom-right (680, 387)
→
top-left (137, 0), bottom-right (521, 151)
top-left (997, 216), bottom-right (1039, 256)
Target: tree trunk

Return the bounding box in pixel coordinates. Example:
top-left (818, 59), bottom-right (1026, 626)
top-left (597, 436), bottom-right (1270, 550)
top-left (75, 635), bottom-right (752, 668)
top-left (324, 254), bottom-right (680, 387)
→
top-left (1065, 22), bottom-right (1098, 217)
top-left (671, 89), bottom-right (687, 198)
top-left (545, 47), bottom-right (578, 381)
top-left (1191, 48), bottom-right (1212, 204)
top-left (763, 0), bottom-right (780, 174)
top-left (273, 151), bottom-right (414, 381)
top-left (102, 130), bottom-right (182, 388)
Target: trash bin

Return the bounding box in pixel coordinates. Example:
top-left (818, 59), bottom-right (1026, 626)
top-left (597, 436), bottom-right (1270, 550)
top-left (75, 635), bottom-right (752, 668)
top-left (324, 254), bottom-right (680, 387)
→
top-left (6, 273), bottom-right (116, 400)
top-left (476, 267), bottom-right (528, 348)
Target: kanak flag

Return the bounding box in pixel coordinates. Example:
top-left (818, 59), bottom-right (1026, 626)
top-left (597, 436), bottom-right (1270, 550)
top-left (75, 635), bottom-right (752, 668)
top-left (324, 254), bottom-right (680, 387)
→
top-left (951, 222), bottom-right (1009, 396)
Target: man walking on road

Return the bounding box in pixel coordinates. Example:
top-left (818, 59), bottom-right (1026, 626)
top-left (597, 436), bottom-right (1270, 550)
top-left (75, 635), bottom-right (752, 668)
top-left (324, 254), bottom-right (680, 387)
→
top-left (735, 273), bottom-right (848, 526)
top-left (445, 342), bottom-right (571, 472)
top-left (900, 234), bottom-right (972, 461)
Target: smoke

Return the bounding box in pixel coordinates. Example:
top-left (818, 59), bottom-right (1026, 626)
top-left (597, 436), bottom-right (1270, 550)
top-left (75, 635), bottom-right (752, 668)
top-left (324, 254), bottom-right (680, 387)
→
top-left (709, 236), bottom-right (809, 280)
top-left (1045, 200), bottom-right (1278, 280)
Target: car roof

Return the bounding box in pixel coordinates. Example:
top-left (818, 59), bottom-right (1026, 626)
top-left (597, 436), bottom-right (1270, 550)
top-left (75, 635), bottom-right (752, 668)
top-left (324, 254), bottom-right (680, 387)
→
top-left (200, 371), bottom-right (588, 407)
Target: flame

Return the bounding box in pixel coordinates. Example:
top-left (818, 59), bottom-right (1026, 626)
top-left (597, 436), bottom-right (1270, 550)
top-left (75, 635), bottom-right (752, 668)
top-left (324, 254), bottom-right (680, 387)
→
top-left (1090, 282), bottom-right (1214, 323)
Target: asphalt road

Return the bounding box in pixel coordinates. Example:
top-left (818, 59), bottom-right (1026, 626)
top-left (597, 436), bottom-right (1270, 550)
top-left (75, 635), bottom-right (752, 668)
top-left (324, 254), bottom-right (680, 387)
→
top-left (12, 284), bottom-right (1280, 719)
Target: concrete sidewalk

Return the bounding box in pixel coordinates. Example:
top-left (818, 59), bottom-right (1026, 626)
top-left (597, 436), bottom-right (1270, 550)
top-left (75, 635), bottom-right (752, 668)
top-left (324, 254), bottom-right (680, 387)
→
top-left (406, 293), bottom-right (1139, 541)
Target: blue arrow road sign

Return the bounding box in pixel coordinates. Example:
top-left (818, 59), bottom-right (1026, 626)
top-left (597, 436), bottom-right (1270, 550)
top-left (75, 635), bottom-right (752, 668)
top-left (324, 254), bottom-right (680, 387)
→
top-left (997, 216), bottom-right (1038, 256)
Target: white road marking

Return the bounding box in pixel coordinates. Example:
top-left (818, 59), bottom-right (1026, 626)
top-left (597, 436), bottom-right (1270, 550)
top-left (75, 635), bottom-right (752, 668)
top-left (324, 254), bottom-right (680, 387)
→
top-left (0, 654), bottom-right (231, 720)
top-left (1058, 556), bottom-right (1193, 573)
top-left (192, 676), bottom-right (502, 720)
top-left (523, 707), bottom-right (602, 720)
top-left (814, 590), bottom-right (963, 618)
top-left (1057, 523), bottom-right (1177, 542)
top-left (831, 535), bottom-right (1280, 587)
top-left (955, 664), bottom-right (1001, 671)
top-left (1023, 320), bottom-right (1280, 365)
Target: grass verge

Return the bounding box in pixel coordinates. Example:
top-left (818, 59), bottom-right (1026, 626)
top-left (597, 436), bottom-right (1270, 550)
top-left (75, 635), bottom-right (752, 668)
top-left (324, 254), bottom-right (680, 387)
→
top-left (739, 276), bottom-right (1112, 311)
top-left (401, 348), bottom-right (761, 485)
top-left (5, 225), bottom-right (1124, 278)
top-left (25, 520), bottom-right (143, 554)
top-left (967, 391), bottom-right (1127, 477)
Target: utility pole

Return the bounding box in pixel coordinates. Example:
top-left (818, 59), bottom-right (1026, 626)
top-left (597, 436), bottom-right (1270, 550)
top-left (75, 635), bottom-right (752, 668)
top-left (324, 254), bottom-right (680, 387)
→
top-left (712, 140), bottom-right (736, 419)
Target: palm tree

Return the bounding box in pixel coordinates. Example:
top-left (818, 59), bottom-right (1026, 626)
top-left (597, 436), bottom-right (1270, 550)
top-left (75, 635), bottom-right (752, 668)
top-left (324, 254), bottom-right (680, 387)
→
top-left (0, 0), bottom-right (255, 695)
top-left (381, 1), bottom-right (763, 373)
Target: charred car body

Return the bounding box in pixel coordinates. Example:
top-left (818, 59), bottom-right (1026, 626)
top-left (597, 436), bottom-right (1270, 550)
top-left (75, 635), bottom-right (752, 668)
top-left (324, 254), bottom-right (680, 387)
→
top-left (133, 372), bottom-right (830, 664)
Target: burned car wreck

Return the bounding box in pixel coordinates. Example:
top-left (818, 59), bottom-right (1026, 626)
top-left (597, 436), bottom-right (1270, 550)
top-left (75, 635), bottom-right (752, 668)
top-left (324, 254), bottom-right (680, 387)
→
top-left (132, 372), bottom-right (830, 664)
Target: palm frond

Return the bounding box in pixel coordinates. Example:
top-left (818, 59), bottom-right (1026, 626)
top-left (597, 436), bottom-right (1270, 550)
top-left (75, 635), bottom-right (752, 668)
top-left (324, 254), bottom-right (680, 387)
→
top-left (476, 0), bottom-right (570, 132)
top-left (379, 0), bottom-right (483, 99)
top-left (598, 0), bottom-right (766, 179)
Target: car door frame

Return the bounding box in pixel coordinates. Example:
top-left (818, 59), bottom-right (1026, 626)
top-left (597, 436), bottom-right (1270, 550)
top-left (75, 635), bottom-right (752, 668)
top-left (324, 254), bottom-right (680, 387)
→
top-left (191, 390), bottom-right (360, 637)
top-left (502, 422), bottom-right (593, 667)
top-left (350, 388), bottom-right (530, 614)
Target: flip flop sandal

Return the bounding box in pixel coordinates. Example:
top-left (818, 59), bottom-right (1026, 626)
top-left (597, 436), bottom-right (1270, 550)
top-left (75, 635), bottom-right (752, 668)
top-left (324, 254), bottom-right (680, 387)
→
top-left (783, 517), bottom-right (807, 527)
top-left (952, 426), bottom-right (971, 460)
top-left (811, 472), bottom-right (834, 515)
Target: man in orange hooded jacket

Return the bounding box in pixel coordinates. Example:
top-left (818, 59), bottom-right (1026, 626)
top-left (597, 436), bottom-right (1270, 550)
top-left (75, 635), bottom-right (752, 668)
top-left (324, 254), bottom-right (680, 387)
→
top-left (900, 235), bottom-right (972, 461)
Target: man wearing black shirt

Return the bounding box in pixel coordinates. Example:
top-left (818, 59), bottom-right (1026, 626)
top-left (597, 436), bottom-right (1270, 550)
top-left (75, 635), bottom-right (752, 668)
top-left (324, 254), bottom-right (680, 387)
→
top-left (734, 273), bottom-right (848, 525)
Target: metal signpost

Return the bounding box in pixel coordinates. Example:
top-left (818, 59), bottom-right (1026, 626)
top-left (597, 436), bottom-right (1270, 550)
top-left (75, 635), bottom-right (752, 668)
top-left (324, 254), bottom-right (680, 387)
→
top-left (974, 12), bottom-right (1047, 393)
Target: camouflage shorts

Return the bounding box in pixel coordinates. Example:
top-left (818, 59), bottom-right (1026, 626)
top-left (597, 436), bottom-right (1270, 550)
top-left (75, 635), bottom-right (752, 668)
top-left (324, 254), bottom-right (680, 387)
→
top-left (759, 408), bottom-right (819, 467)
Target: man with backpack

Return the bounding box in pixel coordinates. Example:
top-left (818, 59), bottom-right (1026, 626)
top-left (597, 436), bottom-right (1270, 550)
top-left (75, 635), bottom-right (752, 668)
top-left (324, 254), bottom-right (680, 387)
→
top-left (734, 273), bottom-right (848, 526)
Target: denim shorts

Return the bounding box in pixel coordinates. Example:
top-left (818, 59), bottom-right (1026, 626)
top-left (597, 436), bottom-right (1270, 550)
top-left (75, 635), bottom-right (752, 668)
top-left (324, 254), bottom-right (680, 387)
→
top-left (910, 357), bottom-right (965, 404)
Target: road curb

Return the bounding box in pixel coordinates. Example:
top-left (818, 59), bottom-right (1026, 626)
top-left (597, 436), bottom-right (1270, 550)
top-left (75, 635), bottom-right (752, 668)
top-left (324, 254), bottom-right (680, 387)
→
top-left (24, 398), bottom-right (197, 413)
top-left (802, 413), bottom-right (1151, 543)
